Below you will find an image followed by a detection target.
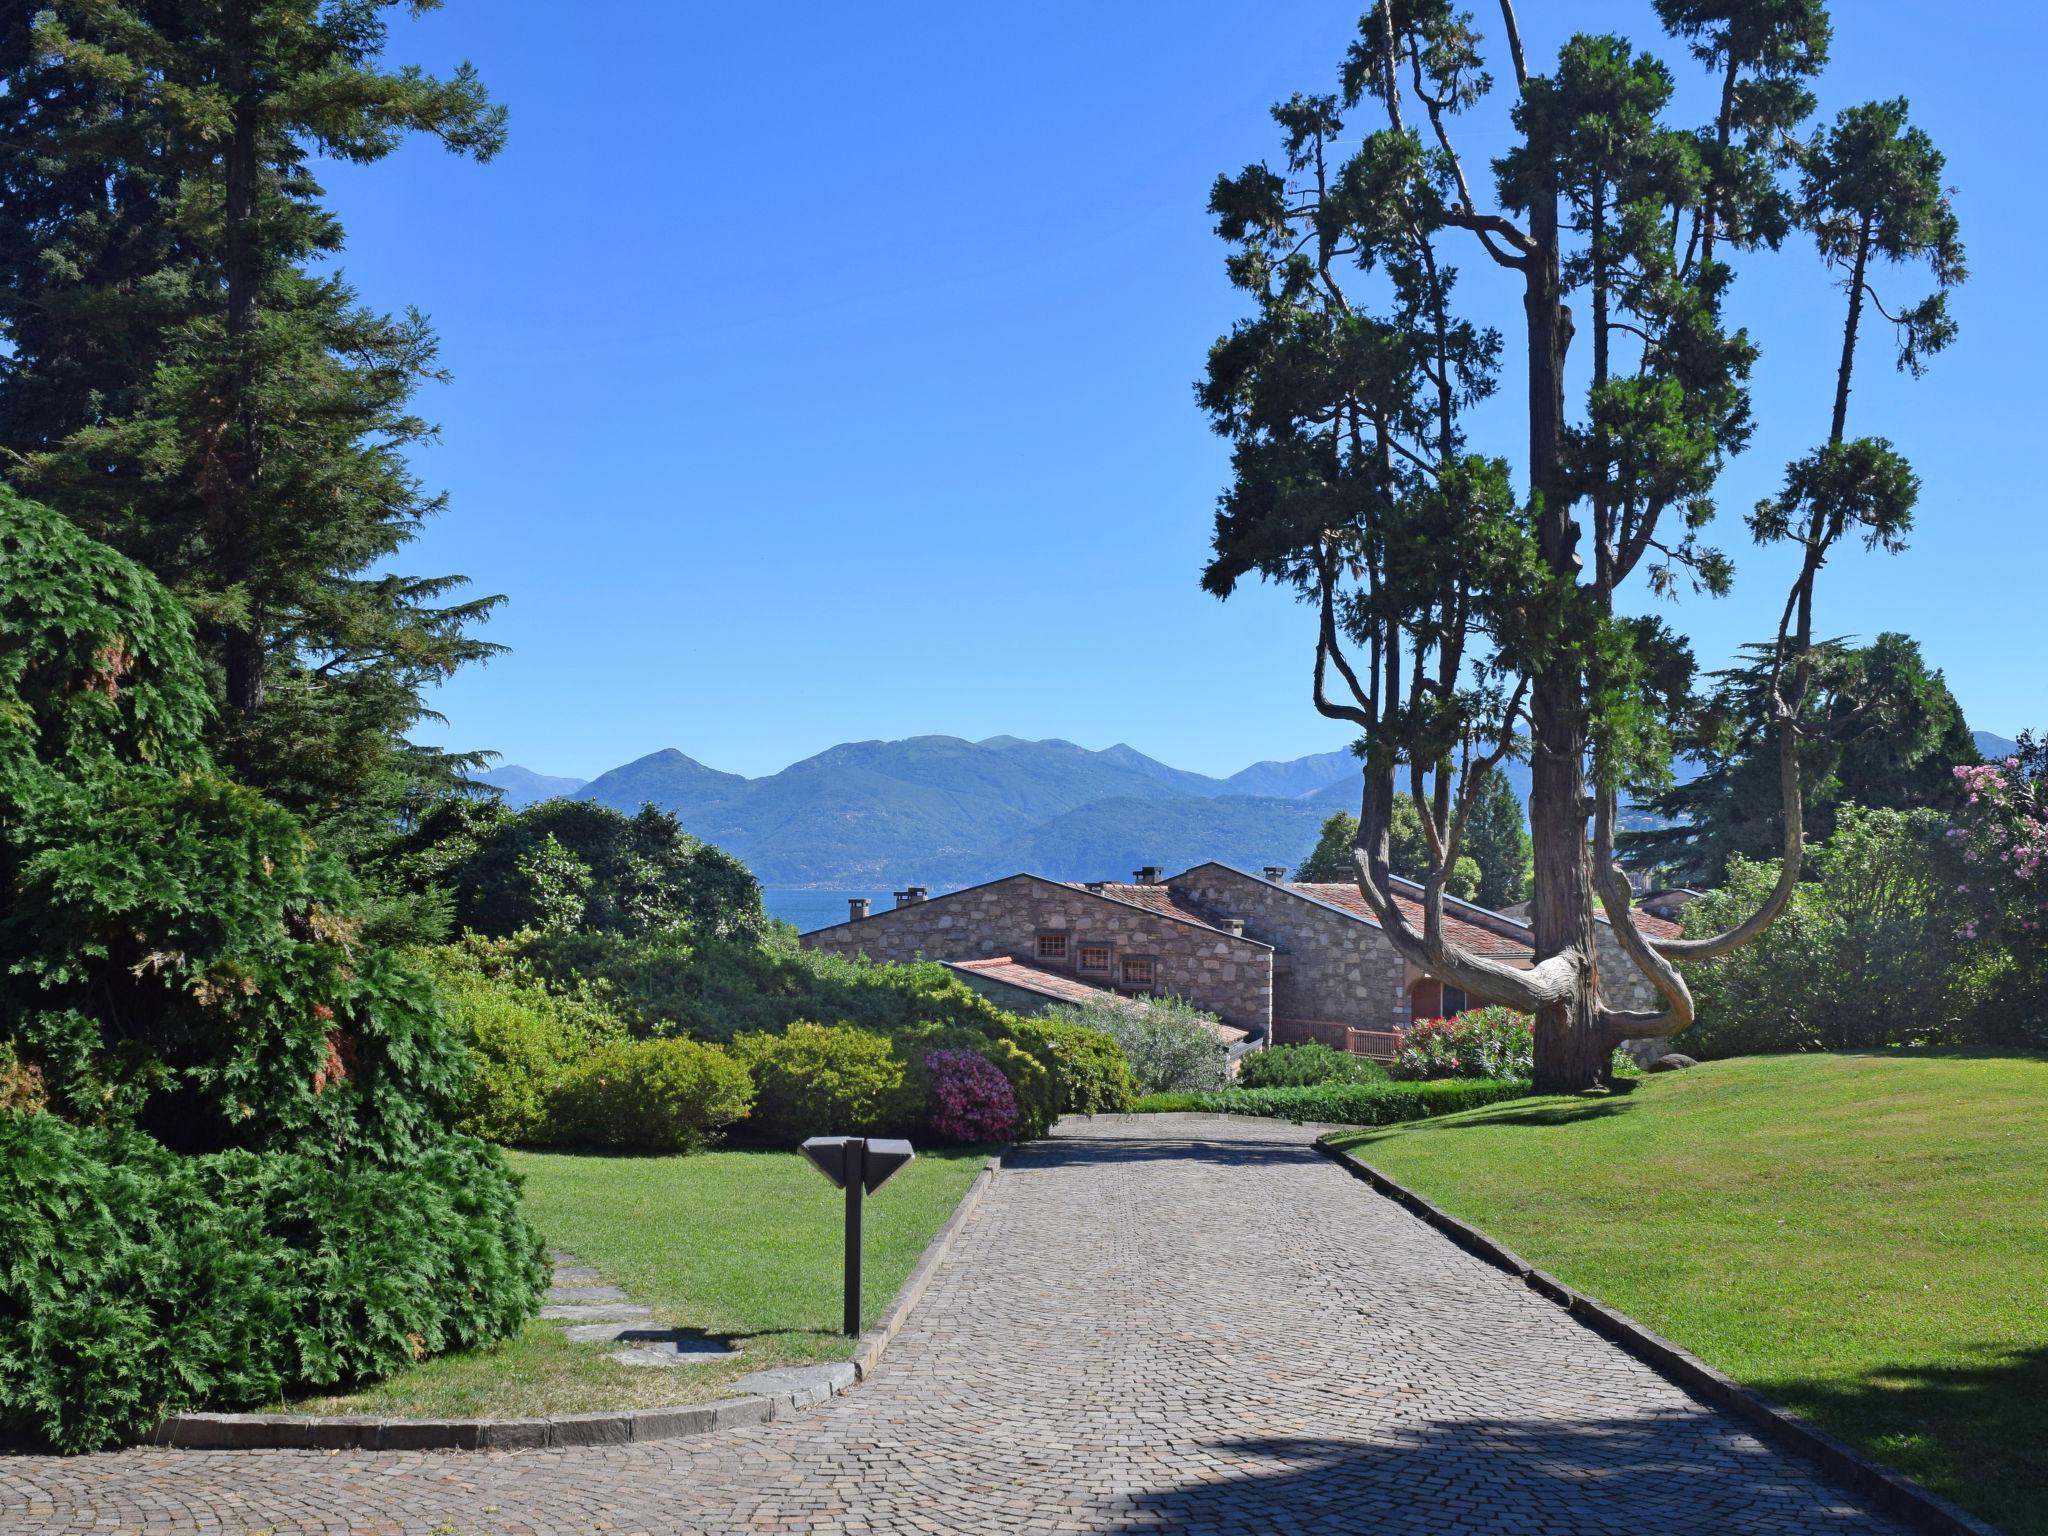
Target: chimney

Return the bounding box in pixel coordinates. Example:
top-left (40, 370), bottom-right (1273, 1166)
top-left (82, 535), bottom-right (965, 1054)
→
top-left (1263, 865), bottom-right (1289, 882)
top-left (1134, 865), bottom-right (1163, 886)
top-left (1223, 917), bottom-right (1246, 938)
top-left (1084, 880), bottom-right (1106, 894)
top-left (894, 885), bottom-right (928, 908)
top-left (848, 897), bottom-right (870, 922)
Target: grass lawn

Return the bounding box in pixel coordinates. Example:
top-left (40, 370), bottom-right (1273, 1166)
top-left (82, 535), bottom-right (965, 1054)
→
top-left (281, 1143), bottom-right (991, 1419)
top-left (1328, 1050), bottom-right (2048, 1536)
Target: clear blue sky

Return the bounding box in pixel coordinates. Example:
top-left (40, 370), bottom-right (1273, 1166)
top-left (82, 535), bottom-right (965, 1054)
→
top-left (325, 1), bottom-right (2042, 781)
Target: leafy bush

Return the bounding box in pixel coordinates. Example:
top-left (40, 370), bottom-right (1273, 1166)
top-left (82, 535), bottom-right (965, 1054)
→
top-left (730, 1023), bottom-right (922, 1145)
top-left (1681, 806), bottom-right (1972, 1057)
top-left (1133, 1078), bottom-right (1528, 1126)
top-left (415, 940), bottom-right (625, 1144)
top-left (1391, 1006), bottom-right (1534, 1081)
top-left (925, 1049), bottom-right (1017, 1143)
top-left (1044, 994), bottom-right (1228, 1095)
top-left (1238, 1042), bottom-right (1388, 1090)
top-left (1003, 1015), bottom-right (1136, 1122)
top-left (0, 1113), bottom-right (546, 1452)
top-left (514, 929), bottom-right (1133, 1137)
top-left (552, 1038), bottom-right (754, 1153)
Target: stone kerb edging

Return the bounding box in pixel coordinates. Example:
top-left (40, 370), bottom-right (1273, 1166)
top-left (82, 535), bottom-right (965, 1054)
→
top-left (1315, 1140), bottom-right (2003, 1536)
top-left (151, 1150), bottom-right (1006, 1453)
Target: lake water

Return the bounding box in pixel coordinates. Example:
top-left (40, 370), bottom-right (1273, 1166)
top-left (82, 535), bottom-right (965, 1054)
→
top-left (763, 889), bottom-right (889, 933)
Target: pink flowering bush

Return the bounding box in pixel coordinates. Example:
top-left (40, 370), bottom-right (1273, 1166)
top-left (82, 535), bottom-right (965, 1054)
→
top-left (1391, 1006), bottom-right (1534, 1081)
top-left (924, 1048), bottom-right (1017, 1144)
top-left (1950, 734), bottom-right (2048, 1040)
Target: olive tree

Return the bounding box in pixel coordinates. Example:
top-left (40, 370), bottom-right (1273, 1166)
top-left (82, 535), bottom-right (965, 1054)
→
top-left (1200, 0), bottom-right (1961, 1089)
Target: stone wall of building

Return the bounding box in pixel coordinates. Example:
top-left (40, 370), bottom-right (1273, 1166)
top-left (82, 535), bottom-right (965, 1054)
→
top-left (802, 875), bottom-right (1273, 1034)
top-left (1592, 923), bottom-right (1663, 1014)
top-left (1167, 865), bottom-right (1409, 1032)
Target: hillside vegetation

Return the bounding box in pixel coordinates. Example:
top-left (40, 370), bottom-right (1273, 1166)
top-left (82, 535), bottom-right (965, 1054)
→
top-left (1330, 1053), bottom-right (2048, 1535)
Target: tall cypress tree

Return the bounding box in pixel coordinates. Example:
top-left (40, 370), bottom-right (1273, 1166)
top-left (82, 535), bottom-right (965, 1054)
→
top-left (0, 3), bottom-right (507, 889)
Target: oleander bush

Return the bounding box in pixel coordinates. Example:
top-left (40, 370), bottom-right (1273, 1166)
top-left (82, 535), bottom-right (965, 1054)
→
top-left (1390, 1007), bottom-right (1535, 1081)
top-left (925, 1048), bottom-right (1018, 1143)
top-left (1043, 993), bottom-right (1229, 1095)
top-left (551, 1037), bottom-right (755, 1153)
top-left (1132, 1078), bottom-right (1528, 1126)
top-left (1237, 1042), bottom-right (1389, 1090)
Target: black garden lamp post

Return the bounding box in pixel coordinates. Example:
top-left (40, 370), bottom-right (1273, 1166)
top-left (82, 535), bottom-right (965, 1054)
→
top-left (800, 1136), bottom-right (915, 1336)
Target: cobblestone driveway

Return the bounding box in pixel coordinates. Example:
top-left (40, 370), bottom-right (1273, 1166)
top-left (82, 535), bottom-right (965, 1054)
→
top-left (2, 1114), bottom-right (1903, 1534)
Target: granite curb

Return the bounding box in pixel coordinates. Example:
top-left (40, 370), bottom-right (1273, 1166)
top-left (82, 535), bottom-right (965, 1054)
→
top-left (1314, 1137), bottom-right (2003, 1536)
top-left (148, 1148), bottom-right (1006, 1454)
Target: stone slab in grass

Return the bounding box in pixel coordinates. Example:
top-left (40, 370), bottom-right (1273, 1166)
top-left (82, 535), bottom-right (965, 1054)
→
top-left (539, 1301), bottom-right (653, 1322)
top-left (551, 1265), bottom-right (603, 1283)
top-left (547, 1284), bottom-right (628, 1303)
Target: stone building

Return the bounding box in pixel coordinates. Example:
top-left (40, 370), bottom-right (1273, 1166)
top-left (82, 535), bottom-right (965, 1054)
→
top-left (800, 864), bottom-right (1683, 1060)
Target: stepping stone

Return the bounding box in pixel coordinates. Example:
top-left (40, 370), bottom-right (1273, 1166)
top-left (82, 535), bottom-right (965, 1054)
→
top-left (539, 1302), bottom-right (653, 1322)
top-left (565, 1320), bottom-right (708, 1345)
top-left (550, 1265), bottom-right (603, 1283)
top-left (548, 1249), bottom-right (577, 1264)
top-left (607, 1333), bottom-right (743, 1368)
top-left (547, 1284), bottom-right (628, 1303)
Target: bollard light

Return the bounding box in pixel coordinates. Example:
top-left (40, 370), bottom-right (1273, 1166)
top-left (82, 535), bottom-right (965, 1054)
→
top-left (801, 1136), bottom-right (915, 1335)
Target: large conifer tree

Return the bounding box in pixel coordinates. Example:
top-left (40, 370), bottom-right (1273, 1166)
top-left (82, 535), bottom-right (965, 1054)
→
top-left (0, 2), bottom-right (507, 879)
top-left (1200, 0), bottom-right (1962, 1088)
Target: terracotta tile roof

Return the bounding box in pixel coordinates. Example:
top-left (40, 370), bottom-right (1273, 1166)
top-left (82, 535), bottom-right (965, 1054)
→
top-left (1297, 875), bottom-right (1683, 944)
top-left (1071, 881), bottom-right (1237, 933)
top-left (942, 958), bottom-right (1250, 1044)
top-left (1288, 883), bottom-right (1536, 959)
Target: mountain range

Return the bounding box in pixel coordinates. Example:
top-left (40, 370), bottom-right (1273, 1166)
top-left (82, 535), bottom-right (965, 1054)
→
top-left (480, 735), bottom-right (1365, 887)
top-left (479, 729), bottom-right (2019, 890)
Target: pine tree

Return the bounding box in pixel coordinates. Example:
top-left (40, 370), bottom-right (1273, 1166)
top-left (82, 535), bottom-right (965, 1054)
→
top-left (1462, 763), bottom-right (1531, 910)
top-left (0, 3), bottom-right (508, 892)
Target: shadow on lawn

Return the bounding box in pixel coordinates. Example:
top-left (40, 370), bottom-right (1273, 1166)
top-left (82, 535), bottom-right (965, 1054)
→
top-left (1110, 1415), bottom-right (1893, 1534)
top-left (1328, 1092), bottom-right (1641, 1151)
top-left (1757, 1345), bottom-right (2048, 1536)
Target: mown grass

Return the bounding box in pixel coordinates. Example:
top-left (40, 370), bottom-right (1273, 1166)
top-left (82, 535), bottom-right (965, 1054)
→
top-left (282, 1143), bottom-right (991, 1418)
top-left (1327, 1050), bottom-right (2048, 1536)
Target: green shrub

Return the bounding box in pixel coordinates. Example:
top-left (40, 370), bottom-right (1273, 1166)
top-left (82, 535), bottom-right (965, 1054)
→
top-left (1044, 994), bottom-right (1228, 1095)
top-left (552, 1038), bottom-right (754, 1153)
top-left (415, 941), bottom-right (625, 1145)
top-left (1237, 1043), bottom-right (1388, 1090)
top-left (996, 1015), bottom-right (1136, 1125)
top-left (0, 1113), bottom-right (546, 1452)
top-left (729, 1023), bottom-right (922, 1145)
top-left (1133, 1078), bottom-right (1527, 1127)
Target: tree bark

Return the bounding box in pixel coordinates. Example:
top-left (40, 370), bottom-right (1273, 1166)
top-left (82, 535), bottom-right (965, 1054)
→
top-left (1522, 141), bottom-right (1604, 1094)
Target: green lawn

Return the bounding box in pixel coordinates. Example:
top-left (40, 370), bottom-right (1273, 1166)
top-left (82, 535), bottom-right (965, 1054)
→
top-left (281, 1144), bottom-right (991, 1418)
top-left (1328, 1051), bottom-right (2048, 1536)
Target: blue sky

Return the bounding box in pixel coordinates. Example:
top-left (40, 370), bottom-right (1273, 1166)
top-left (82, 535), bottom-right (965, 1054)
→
top-left (325, 1), bottom-right (2042, 781)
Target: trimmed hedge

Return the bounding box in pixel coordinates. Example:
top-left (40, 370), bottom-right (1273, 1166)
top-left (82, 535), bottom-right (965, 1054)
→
top-left (1237, 1043), bottom-right (1389, 1090)
top-left (1132, 1078), bottom-right (1528, 1126)
top-left (0, 1113), bottom-right (546, 1452)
